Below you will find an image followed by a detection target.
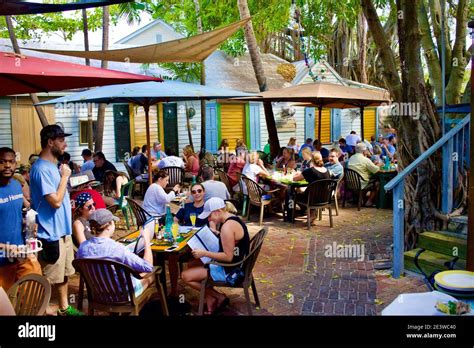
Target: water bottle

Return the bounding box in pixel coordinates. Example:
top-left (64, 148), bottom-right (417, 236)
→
top-left (384, 156), bottom-right (390, 170)
top-left (192, 175), bottom-right (196, 185)
top-left (164, 204), bottom-right (174, 242)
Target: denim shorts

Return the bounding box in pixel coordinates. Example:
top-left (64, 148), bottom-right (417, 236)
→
top-left (132, 277), bottom-right (144, 297)
top-left (209, 264), bottom-right (227, 282)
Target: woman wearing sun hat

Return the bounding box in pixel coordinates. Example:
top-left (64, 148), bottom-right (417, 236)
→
top-left (181, 197), bottom-right (250, 315)
top-left (72, 192), bottom-right (96, 247)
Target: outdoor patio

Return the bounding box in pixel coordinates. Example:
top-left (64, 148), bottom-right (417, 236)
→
top-left (51, 206), bottom-right (426, 316)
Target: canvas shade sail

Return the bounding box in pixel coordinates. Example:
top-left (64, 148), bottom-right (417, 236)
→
top-left (0, 0), bottom-right (132, 16)
top-left (24, 18), bottom-right (251, 63)
top-left (0, 51), bottom-right (162, 96)
top-left (37, 80), bottom-right (253, 184)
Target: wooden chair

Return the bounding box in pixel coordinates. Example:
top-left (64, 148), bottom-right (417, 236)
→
top-left (72, 259), bottom-right (169, 316)
top-left (198, 228), bottom-right (267, 316)
top-left (293, 179), bottom-right (336, 230)
top-left (342, 168), bottom-right (370, 211)
top-left (117, 179), bottom-right (136, 229)
top-left (7, 274), bottom-right (51, 316)
top-left (162, 166), bottom-right (184, 191)
top-left (215, 168), bottom-right (234, 194)
top-left (241, 175), bottom-right (279, 226)
top-left (126, 197), bottom-right (152, 228)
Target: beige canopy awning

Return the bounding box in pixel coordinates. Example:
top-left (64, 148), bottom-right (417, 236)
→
top-left (23, 18), bottom-right (250, 64)
top-left (234, 81), bottom-right (391, 140)
top-left (235, 81), bottom-right (391, 107)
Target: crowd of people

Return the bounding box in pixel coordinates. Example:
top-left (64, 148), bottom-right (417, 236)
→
top-left (0, 124), bottom-right (397, 316)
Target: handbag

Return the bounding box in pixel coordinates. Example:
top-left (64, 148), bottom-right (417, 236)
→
top-left (225, 267), bottom-right (245, 286)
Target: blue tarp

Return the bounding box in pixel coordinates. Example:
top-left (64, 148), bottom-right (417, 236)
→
top-left (0, 0), bottom-right (132, 16)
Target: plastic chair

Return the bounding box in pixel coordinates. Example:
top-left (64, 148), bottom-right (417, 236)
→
top-left (342, 168), bottom-right (371, 211)
top-left (7, 274), bottom-right (51, 316)
top-left (293, 179), bottom-right (336, 230)
top-left (333, 172), bottom-right (344, 216)
top-left (72, 258), bottom-right (169, 316)
top-left (117, 179), bottom-right (135, 229)
top-left (241, 175), bottom-right (279, 226)
top-left (198, 228), bottom-right (267, 316)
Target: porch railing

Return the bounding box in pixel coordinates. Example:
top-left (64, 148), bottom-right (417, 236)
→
top-left (384, 114), bottom-right (470, 278)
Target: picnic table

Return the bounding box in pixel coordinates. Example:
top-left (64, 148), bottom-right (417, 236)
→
top-left (262, 171), bottom-right (308, 222)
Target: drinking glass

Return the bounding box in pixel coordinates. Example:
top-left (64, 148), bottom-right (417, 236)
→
top-left (190, 213), bottom-right (197, 228)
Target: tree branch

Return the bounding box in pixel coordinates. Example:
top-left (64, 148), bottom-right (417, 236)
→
top-left (418, 0), bottom-right (443, 102)
top-left (445, 0), bottom-right (468, 104)
top-left (360, 0), bottom-right (402, 101)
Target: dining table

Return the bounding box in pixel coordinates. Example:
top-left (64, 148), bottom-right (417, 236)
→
top-left (117, 199), bottom-right (194, 299)
top-left (376, 169), bottom-right (398, 209)
top-left (262, 170), bottom-right (309, 223)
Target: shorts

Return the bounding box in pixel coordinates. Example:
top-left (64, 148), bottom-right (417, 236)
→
top-left (0, 256), bottom-right (42, 291)
top-left (40, 235), bottom-right (75, 285)
top-left (209, 264), bottom-right (227, 282)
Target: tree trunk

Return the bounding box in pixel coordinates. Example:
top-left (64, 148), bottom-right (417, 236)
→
top-left (237, 0), bottom-right (280, 158)
top-left (82, 9), bottom-right (94, 150)
top-left (5, 16), bottom-right (49, 128)
top-left (94, 6), bottom-right (109, 153)
top-left (363, 0), bottom-right (443, 250)
top-left (358, 10), bottom-right (368, 84)
top-left (185, 103), bottom-right (194, 151)
top-left (194, 0), bottom-right (205, 152)
top-left (445, 0), bottom-right (468, 104)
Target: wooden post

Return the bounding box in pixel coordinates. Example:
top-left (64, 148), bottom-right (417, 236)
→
top-left (144, 103), bottom-right (153, 186)
top-left (466, 20), bottom-right (473, 271)
top-left (360, 106), bottom-right (365, 140)
top-left (392, 181), bottom-right (405, 278)
top-left (317, 106), bottom-right (322, 141)
top-left (441, 138), bottom-right (453, 214)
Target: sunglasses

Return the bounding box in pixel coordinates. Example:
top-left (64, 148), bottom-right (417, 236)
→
top-left (191, 189), bottom-right (203, 194)
top-left (84, 202), bottom-right (96, 210)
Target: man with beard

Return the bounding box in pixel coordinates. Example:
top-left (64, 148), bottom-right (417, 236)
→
top-left (0, 147), bottom-right (41, 291)
top-left (30, 125), bottom-right (82, 316)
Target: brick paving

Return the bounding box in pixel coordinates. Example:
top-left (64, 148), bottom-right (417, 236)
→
top-left (50, 204), bottom-right (428, 316)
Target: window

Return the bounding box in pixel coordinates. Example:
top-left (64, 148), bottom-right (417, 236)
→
top-left (79, 120), bottom-right (97, 145)
top-left (156, 34), bottom-right (162, 43)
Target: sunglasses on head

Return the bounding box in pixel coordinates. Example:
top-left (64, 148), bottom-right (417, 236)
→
top-left (191, 189), bottom-right (203, 194)
top-left (84, 202), bottom-right (96, 210)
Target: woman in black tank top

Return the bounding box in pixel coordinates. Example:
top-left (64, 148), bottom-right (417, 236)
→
top-left (181, 197), bottom-right (250, 315)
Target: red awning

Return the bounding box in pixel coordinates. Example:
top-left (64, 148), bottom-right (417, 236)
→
top-left (0, 51), bottom-right (162, 96)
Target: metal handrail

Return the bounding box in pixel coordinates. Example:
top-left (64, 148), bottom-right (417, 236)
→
top-left (385, 114), bottom-right (470, 191)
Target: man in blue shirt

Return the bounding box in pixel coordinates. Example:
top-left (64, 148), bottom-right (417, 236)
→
top-left (381, 136), bottom-right (396, 160)
top-left (30, 125), bottom-right (82, 316)
top-left (0, 147), bottom-right (41, 291)
top-left (80, 148), bottom-right (95, 173)
top-left (298, 138), bottom-right (314, 158)
top-left (324, 149), bottom-right (344, 179)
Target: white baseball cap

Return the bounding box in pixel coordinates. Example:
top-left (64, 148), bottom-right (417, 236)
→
top-left (198, 197), bottom-right (226, 219)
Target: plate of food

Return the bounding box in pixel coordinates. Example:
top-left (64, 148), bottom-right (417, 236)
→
top-left (435, 300), bottom-right (472, 315)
